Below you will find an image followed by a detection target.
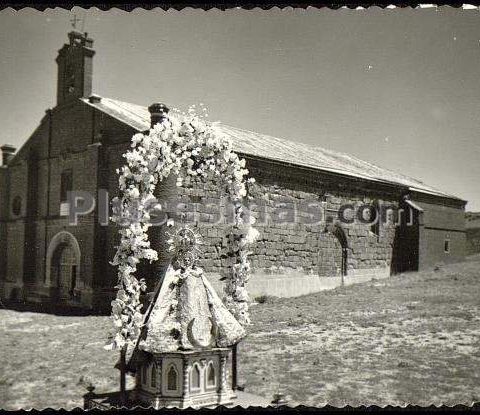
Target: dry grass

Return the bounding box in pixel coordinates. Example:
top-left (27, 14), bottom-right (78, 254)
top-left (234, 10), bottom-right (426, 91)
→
top-left (1, 258), bottom-right (480, 409)
top-left (239, 259), bottom-right (480, 406)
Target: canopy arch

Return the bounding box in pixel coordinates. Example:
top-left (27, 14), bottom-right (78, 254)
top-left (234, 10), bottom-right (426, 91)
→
top-left (109, 104), bottom-right (258, 350)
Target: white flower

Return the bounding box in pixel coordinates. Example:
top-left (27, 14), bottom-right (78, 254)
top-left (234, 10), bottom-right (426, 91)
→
top-left (245, 226), bottom-right (260, 244)
top-left (129, 187), bottom-right (140, 199)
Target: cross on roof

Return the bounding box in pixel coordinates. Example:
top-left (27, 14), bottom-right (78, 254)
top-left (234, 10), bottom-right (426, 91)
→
top-left (70, 14), bottom-right (82, 30)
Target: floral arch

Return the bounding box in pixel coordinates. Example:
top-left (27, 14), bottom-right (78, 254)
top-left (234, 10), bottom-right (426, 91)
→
top-left (108, 103), bottom-right (258, 350)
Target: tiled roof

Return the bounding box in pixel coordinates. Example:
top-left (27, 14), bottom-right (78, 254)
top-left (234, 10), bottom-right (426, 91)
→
top-left (82, 96), bottom-right (463, 201)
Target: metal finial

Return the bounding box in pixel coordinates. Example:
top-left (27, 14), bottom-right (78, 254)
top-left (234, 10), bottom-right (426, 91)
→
top-left (70, 14), bottom-right (81, 30)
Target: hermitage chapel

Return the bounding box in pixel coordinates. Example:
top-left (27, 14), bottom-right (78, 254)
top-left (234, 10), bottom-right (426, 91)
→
top-left (0, 32), bottom-right (467, 311)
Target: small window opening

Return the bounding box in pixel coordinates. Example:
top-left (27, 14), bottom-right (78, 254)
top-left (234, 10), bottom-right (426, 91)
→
top-left (167, 365), bottom-right (178, 391)
top-left (207, 362), bottom-right (215, 387)
top-left (60, 170), bottom-right (73, 203)
top-left (370, 202), bottom-right (381, 237)
top-left (190, 194), bottom-right (203, 204)
top-left (191, 364), bottom-right (201, 389)
top-left (444, 239), bottom-right (450, 253)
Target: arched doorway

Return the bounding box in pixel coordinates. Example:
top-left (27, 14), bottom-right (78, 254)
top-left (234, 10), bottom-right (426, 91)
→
top-left (391, 198), bottom-right (421, 275)
top-left (318, 225), bottom-right (348, 277)
top-left (45, 231), bottom-right (81, 301)
top-left (51, 243), bottom-right (78, 296)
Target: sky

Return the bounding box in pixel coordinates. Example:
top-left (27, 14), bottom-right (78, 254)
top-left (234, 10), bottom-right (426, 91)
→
top-left (0, 7), bottom-right (479, 210)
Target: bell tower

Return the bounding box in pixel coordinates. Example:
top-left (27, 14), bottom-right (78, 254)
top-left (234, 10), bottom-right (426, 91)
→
top-left (56, 31), bottom-right (95, 106)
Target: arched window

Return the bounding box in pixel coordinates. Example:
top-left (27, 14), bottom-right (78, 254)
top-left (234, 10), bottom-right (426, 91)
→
top-left (167, 365), bottom-right (178, 391)
top-left (318, 225), bottom-right (348, 278)
top-left (191, 363), bottom-right (201, 390)
top-left (333, 226), bottom-right (348, 277)
top-left (207, 362), bottom-right (215, 387)
top-left (60, 169), bottom-right (73, 203)
top-left (151, 364), bottom-right (157, 388)
top-left (370, 201), bottom-right (381, 238)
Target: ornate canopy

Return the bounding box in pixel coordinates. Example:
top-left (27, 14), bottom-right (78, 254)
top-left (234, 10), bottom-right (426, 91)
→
top-left (126, 226), bottom-right (246, 371)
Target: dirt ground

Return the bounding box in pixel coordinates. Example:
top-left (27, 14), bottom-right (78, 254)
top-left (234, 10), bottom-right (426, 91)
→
top-left (1, 258), bottom-right (480, 409)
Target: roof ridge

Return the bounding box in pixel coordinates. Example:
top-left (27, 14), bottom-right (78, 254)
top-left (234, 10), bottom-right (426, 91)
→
top-left (218, 122), bottom-right (322, 150)
top-left (83, 96), bottom-right (463, 201)
top-left (318, 146), bottom-right (427, 185)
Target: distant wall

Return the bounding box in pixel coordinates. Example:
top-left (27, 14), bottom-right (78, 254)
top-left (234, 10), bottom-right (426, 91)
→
top-left (467, 227), bottom-right (480, 256)
top-left (420, 228), bottom-right (466, 267)
top-left (414, 194), bottom-right (466, 269)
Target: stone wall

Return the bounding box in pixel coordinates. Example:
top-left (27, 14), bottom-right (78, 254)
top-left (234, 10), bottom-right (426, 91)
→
top-left (95, 142), bottom-right (402, 299)
top-left (170, 158), bottom-right (400, 285)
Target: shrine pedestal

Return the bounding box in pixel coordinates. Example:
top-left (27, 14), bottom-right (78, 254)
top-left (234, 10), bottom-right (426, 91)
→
top-left (131, 348), bottom-right (234, 409)
top-left (84, 389), bottom-right (272, 410)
